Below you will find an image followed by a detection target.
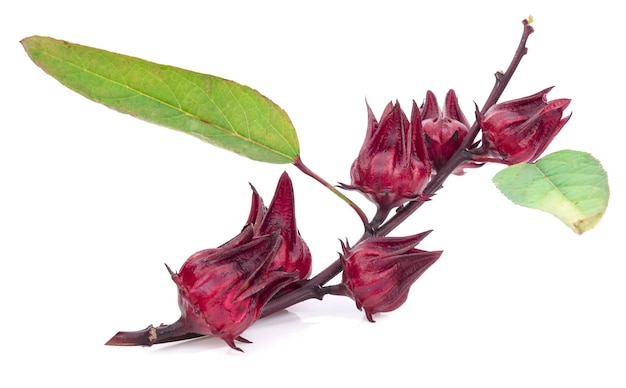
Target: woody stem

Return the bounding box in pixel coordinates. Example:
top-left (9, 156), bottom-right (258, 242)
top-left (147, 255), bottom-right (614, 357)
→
top-left (105, 318), bottom-right (203, 346)
top-left (476, 18), bottom-right (535, 128)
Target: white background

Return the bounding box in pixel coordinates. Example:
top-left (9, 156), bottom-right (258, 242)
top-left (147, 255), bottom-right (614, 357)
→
top-left (2, 0), bottom-right (624, 386)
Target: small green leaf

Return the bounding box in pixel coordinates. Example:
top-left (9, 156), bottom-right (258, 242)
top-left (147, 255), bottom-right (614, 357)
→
top-left (492, 150), bottom-right (609, 234)
top-left (21, 36), bottom-right (300, 164)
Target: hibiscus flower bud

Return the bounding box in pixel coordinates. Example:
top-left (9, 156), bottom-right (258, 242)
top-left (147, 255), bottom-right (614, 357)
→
top-left (246, 172), bottom-right (312, 279)
top-left (166, 228), bottom-right (299, 351)
top-left (341, 101), bottom-right (431, 216)
top-left (340, 231), bottom-right (442, 322)
top-left (475, 87), bottom-right (571, 164)
top-left (421, 90), bottom-right (470, 171)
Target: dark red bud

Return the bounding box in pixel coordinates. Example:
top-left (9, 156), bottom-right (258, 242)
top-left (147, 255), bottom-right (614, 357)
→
top-left (340, 231), bottom-right (442, 322)
top-left (168, 231), bottom-right (298, 351)
top-left (421, 90), bottom-right (470, 171)
top-left (341, 101), bottom-right (431, 215)
top-left (475, 87), bottom-right (571, 164)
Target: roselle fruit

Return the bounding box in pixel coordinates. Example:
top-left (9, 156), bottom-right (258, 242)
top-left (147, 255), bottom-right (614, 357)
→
top-left (340, 101), bottom-right (431, 223)
top-left (421, 89), bottom-right (470, 171)
top-left (475, 87), bottom-right (571, 164)
top-left (339, 231), bottom-right (442, 322)
top-left (167, 228), bottom-right (299, 351)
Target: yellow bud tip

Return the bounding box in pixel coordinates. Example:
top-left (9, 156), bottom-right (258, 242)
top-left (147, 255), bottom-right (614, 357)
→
top-left (527, 15), bottom-right (534, 24)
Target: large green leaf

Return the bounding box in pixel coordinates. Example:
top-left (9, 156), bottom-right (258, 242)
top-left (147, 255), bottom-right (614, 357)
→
top-left (492, 150), bottom-right (609, 234)
top-left (21, 36), bottom-right (300, 164)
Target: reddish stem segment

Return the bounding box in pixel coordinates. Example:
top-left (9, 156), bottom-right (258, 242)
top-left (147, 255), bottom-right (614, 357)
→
top-left (293, 156), bottom-right (369, 226)
top-left (106, 318), bottom-right (202, 346)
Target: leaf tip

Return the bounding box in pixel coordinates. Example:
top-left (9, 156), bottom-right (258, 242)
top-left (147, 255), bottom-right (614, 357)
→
top-left (20, 35), bottom-right (41, 48)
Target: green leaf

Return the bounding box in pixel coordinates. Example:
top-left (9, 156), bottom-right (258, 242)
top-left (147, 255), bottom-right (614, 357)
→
top-left (492, 150), bottom-right (609, 234)
top-left (21, 36), bottom-right (300, 164)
